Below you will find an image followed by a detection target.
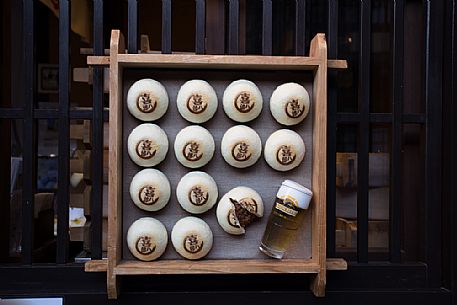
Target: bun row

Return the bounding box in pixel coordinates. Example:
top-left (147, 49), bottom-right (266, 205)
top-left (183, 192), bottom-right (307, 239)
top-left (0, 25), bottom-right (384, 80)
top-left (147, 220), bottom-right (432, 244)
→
top-left (128, 124), bottom-right (306, 171)
top-left (128, 170), bottom-right (265, 261)
top-left (127, 79), bottom-right (310, 126)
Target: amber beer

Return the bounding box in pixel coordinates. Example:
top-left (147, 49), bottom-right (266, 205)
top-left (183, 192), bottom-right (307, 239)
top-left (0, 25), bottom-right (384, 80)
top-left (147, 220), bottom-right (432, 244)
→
top-left (259, 180), bottom-right (313, 259)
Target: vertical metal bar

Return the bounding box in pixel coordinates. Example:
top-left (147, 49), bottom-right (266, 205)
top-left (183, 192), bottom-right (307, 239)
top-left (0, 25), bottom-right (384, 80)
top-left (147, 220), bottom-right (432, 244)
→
top-left (228, 0), bottom-right (239, 54)
top-left (205, 0), bottom-right (225, 54)
top-left (22, 0), bottom-right (36, 265)
top-left (128, 0), bottom-right (138, 54)
top-left (91, 0), bottom-right (104, 260)
top-left (451, 0), bottom-right (457, 299)
top-left (326, 0), bottom-right (338, 258)
top-left (162, 0), bottom-right (172, 54)
top-left (295, 0), bottom-right (306, 55)
top-left (390, 0), bottom-right (404, 264)
top-left (424, 0), bottom-right (444, 287)
top-left (357, 0), bottom-right (371, 263)
top-left (195, 0), bottom-right (206, 54)
top-left (262, 0), bottom-right (272, 55)
top-left (56, 0), bottom-right (71, 264)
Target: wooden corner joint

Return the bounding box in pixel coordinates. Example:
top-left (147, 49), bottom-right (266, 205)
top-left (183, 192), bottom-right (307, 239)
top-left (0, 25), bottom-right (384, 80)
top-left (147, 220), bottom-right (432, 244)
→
top-left (87, 56), bottom-right (110, 66)
top-left (327, 59), bottom-right (348, 69)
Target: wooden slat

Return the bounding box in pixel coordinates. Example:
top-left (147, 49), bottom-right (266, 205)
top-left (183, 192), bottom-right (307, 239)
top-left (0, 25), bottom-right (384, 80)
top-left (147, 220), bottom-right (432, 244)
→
top-left (85, 259), bottom-right (108, 272)
top-left (87, 55), bottom-right (346, 70)
top-left (328, 59), bottom-right (347, 69)
top-left (309, 33), bottom-right (328, 297)
top-left (85, 258), bottom-right (347, 273)
top-left (115, 260), bottom-right (320, 275)
top-left (107, 29), bottom-right (125, 300)
top-left (116, 54), bottom-right (322, 69)
top-left (88, 56), bottom-right (110, 66)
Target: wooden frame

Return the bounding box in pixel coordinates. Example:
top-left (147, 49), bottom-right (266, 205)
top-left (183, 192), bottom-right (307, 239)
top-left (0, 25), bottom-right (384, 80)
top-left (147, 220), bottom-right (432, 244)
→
top-left (85, 29), bottom-right (347, 299)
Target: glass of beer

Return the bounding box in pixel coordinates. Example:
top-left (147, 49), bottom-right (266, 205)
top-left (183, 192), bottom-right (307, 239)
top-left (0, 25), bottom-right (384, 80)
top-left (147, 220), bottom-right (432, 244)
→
top-left (259, 180), bottom-right (313, 259)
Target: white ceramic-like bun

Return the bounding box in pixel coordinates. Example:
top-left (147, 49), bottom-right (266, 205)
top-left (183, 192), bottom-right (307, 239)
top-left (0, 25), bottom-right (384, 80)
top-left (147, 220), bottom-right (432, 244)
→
top-left (171, 216), bottom-right (213, 260)
top-left (264, 129), bottom-right (305, 171)
top-left (176, 171), bottom-right (218, 214)
top-left (127, 217), bottom-right (168, 261)
top-left (223, 79), bottom-right (263, 122)
top-left (216, 186), bottom-right (264, 235)
top-left (220, 125), bottom-right (262, 168)
top-left (127, 123), bottom-right (168, 167)
top-left (270, 82), bottom-right (310, 126)
top-left (174, 126), bottom-right (215, 168)
top-left (177, 80), bottom-right (218, 123)
top-left (127, 79), bottom-right (169, 121)
top-left (129, 169), bottom-right (171, 211)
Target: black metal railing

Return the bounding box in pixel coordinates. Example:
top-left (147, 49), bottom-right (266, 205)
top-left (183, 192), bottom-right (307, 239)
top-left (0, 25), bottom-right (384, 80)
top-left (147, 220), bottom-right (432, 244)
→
top-left (0, 0), bottom-right (453, 294)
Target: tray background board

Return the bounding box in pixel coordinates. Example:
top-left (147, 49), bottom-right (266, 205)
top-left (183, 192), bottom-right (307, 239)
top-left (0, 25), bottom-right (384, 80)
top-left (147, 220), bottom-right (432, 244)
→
top-left (121, 69), bottom-right (314, 260)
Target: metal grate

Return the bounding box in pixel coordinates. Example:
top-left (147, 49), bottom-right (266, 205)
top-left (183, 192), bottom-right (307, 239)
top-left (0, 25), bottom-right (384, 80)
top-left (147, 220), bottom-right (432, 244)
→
top-left (0, 0), bottom-right (448, 281)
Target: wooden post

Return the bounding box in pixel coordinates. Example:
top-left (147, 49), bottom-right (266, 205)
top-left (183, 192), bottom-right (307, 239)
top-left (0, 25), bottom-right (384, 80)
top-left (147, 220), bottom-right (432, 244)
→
top-left (107, 29), bottom-right (125, 299)
top-left (309, 33), bottom-right (328, 297)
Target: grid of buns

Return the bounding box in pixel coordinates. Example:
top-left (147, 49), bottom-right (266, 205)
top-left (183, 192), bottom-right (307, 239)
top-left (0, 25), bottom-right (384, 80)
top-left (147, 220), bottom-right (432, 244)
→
top-left (125, 78), bottom-right (310, 261)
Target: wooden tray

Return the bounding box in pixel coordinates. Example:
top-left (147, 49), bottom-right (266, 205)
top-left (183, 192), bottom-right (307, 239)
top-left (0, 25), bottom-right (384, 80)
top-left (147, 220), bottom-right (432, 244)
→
top-left (85, 30), bottom-right (347, 299)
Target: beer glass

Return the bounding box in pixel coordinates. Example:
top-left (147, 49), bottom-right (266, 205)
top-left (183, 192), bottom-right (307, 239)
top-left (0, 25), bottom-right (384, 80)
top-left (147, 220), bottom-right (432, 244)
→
top-left (259, 180), bottom-right (313, 259)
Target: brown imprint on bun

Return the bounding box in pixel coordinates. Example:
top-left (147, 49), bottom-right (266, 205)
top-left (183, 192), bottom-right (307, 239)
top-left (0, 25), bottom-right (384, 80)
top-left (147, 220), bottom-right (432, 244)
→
top-left (139, 185), bottom-right (159, 205)
top-left (188, 185), bottom-right (209, 206)
top-left (137, 92), bottom-right (158, 113)
top-left (136, 139), bottom-right (157, 159)
top-left (285, 98), bottom-right (305, 118)
top-left (186, 93), bottom-right (208, 114)
top-left (276, 145), bottom-right (297, 166)
top-left (227, 208), bottom-right (241, 228)
top-left (231, 141), bottom-right (252, 162)
top-left (135, 236), bottom-right (156, 255)
top-left (234, 91), bottom-right (255, 113)
top-left (182, 141), bottom-right (203, 161)
top-left (183, 234), bottom-right (204, 253)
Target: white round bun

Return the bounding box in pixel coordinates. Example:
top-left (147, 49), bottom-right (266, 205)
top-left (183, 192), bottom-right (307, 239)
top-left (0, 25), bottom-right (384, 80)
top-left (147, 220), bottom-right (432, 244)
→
top-left (171, 216), bottom-right (213, 260)
top-left (177, 80), bottom-right (218, 123)
top-left (176, 171), bottom-right (218, 214)
top-left (129, 169), bottom-right (171, 211)
top-left (127, 123), bottom-right (168, 167)
top-left (127, 79), bottom-right (169, 121)
top-left (264, 129), bottom-right (306, 171)
top-left (216, 186), bottom-right (264, 235)
top-left (174, 125), bottom-right (215, 168)
top-left (270, 82), bottom-right (310, 126)
top-left (223, 79), bottom-right (263, 122)
top-left (127, 217), bottom-right (168, 261)
top-left (221, 125), bottom-right (262, 168)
